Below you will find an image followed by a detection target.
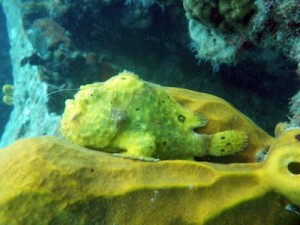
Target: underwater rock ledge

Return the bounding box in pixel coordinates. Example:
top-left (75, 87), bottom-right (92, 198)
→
top-left (0, 135), bottom-right (300, 225)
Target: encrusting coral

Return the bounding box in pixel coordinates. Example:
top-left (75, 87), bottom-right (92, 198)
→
top-left (183, 0), bottom-right (261, 64)
top-left (60, 71), bottom-right (249, 161)
top-left (183, 0), bottom-right (258, 34)
top-left (290, 91), bottom-right (300, 127)
top-left (183, 0), bottom-right (300, 69)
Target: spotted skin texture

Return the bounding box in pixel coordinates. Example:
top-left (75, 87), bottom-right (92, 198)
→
top-left (60, 71), bottom-right (248, 161)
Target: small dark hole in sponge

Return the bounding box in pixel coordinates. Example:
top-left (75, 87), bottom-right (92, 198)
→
top-left (288, 162), bottom-right (300, 175)
top-left (295, 134), bottom-right (300, 141)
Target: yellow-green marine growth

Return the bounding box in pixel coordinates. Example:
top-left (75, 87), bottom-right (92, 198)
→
top-left (60, 71), bottom-right (248, 161)
top-left (2, 84), bottom-right (14, 106)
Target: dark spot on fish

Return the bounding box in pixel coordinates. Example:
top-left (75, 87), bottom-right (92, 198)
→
top-left (221, 136), bottom-right (225, 140)
top-left (288, 162), bottom-right (300, 174)
top-left (135, 108), bottom-right (140, 111)
top-left (178, 115), bottom-right (186, 123)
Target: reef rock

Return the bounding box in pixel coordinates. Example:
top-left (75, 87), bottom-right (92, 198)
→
top-left (0, 135), bottom-right (300, 225)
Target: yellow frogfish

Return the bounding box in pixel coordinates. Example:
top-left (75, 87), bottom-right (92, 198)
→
top-left (60, 71), bottom-right (248, 161)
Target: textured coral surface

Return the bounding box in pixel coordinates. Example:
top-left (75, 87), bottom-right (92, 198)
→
top-left (0, 135), bottom-right (300, 225)
top-left (290, 91), bottom-right (300, 127)
top-left (183, 0), bottom-right (258, 34)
